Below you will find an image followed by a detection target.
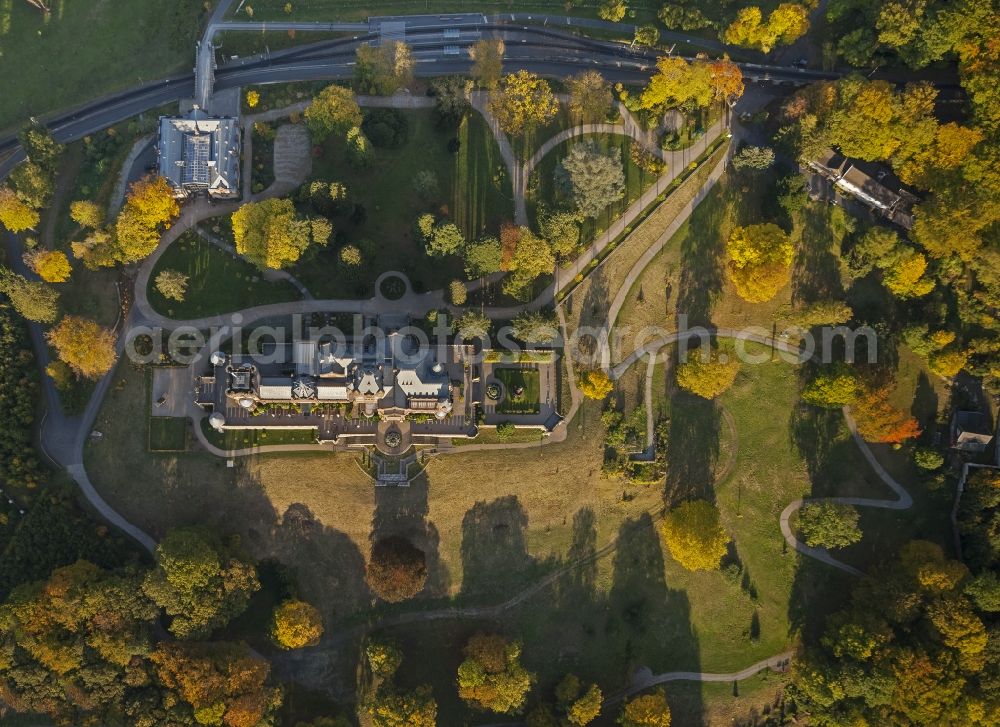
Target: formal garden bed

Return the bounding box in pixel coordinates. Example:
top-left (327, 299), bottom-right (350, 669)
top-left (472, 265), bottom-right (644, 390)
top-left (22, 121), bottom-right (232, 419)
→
top-left (494, 368), bottom-right (542, 415)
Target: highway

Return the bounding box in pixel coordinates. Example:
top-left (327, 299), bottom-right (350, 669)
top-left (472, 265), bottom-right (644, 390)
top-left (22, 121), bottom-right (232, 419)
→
top-left (0, 15), bottom-right (961, 178)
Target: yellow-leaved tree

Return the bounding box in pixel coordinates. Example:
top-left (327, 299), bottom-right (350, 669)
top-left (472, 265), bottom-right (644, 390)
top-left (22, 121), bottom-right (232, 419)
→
top-left (619, 688), bottom-right (672, 726)
top-left (578, 369), bottom-right (614, 400)
top-left (456, 633), bottom-right (533, 714)
top-left (271, 599), bottom-right (324, 649)
top-left (639, 56), bottom-right (713, 110)
top-left (725, 223), bottom-right (794, 303)
top-left (23, 249), bottom-right (72, 283)
top-left (46, 315), bottom-right (117, 379)
top-left (490, 70), bottom-right (559, 136)
top-left (232, 197), bottom-right (313, 269)
top-left (0, 186), bottom-right (40, 233)
top-left (660, 500), bottom-right (729, 571)
top-left (114, 175), bottom-right (179, 263)
top-left (675, 351), bottom-right (739, 399)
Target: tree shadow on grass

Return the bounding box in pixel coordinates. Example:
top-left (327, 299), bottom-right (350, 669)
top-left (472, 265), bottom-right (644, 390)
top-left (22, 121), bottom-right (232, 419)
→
top-left (459, 495), bottom-right (547, 601)
top-left (608, 514), bottom-right (702, 725)
top-left (665, 373), bottom-right (721, 505)
top-left (371, 472), bottom-right (450, 599)
top-left (793, 204), bottom-right (845, 305)
top-left (910, 371), bottom-right (939, 444)
top-left (676, 185), bottom-right (726, 329)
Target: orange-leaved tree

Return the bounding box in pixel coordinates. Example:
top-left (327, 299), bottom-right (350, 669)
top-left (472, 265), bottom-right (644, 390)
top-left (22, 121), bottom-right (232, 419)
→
top-left (852, 387), bottom-right (922, 444)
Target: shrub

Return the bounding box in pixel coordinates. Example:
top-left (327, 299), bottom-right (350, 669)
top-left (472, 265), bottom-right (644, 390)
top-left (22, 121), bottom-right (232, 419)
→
top-left (496, 422), bottom-right (517, 439)
top-left (361, 108), bottom-right (409, 148)
top-left (914, 447), bottom-right (945, 471)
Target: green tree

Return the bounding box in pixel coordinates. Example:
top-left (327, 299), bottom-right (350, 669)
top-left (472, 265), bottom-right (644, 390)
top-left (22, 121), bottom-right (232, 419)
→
top-left (142, 527), bottom-right (259, 639)
top-left (304, 84), bottom-right (362, 140)
top-left (634, 24), bottom-right (660, 46)
top-left (660, 501), bottom-right (729, 571)
top-left (539, 210), bottom-right (581, 258)
top-left (555, 141), bottom-right (626, 218)
top-left (0, 268), bottom-right (59, 323)
top-left (469, 38), bottom-right (505, 89)
top-left (456, 310), bottom-right (491, 339)
top-left (732, 145), bottom-right (775, 171)
top-left (726, 223), bottom-right (794, 303)
top-left (464, 236), bottom-right (503, 278)
top-left (232, 197), bottom-right (312, 269)
top-left (46, 315), bottom-right (116, 378)
top-left (798, 502), bottom-right (862, 549)
top-left (802, 365), bottom-right (863, 408)
top-left (366, 640), bottom-right (403, 678)
top-left (675, 352), bottom-right (739, 399)
top-left (450, 279), bottom-right (468, 305)
top-left (427, 222), bottom-right (465, 257)
top-left (567, 70), bottom-right (613, 123)
top-left (430, 75), bottom-right (472, 128)
top-left (367, 684), bottom-right (437, 727)
top-left (154, 269), bottom-right (189, 302)
top-left (456, 633), bottom-right (534, 714)
top-left (511, 310), bottom-right (559, 343)
top-left (490, 71), bottom-right (559, 136)
top-left (346, 126), bottom-right (374, 168)
top-left (271, 599), bottom-right (323, 649)
top-left (9, 161), bottom-right (54, 209)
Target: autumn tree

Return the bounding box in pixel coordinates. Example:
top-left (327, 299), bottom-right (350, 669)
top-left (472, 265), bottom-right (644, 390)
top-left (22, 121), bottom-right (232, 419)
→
top-left (142, 527), bottom-right (259, 639)
top-left (490, 71), bottom-right (559, 136)
top-left (232, 197), bottom-right (313, 269)
top-left (849, 227), bottom-right (934, 299)
top-left (565, 681), bottom-right (603, 726)
top-left (46, 315), bottom-right (116, 377)
top-left (598, 0), bottom-right (627, 22)
top-left (619, 689), bottom-right (672, 726)
top-left (502, 227), bottom-right (556, 299)
top-left (567, 70), bottom-right (613, 123)
top-left (22, 249), bottom-right (71, 283)
top-left (271, 599), bottom-right (324, 649)
top-left (368, 684), bottom-right (438, 727)
top-left (798, 501), bottom-right (862, 549)
top-left (555, 141), bottom-right (626, 219)
top-left (0, 186), bottom-right (40, 232)
top-left (450, 279), bottom-right (468, 305)
top-left (114, 175), bottom-right (179, 263)
top-left (851, 387), bottom-right (921, 444)
top-left (723, 3), bottom-right (809, 52)
top-left (456, 633), bottom-right (534, 714)
top-left (675, 351), bottom-right (740, 399)
top-left (0, 267), bottom-right (59, 323)
top-left (151, 641), bottom-right (282, 727)
top-left (660, 500), bottom-right (729, 571)
top-left (578, 369), bottom-right (614, 400)
top-left (9, 162), bottom-right (53, 209)
top-left (470, 38), bottom-right (505, 89)
top-left (707, 56), bottom-right (745, 106)
top-left (638, 56), bottom-right (712, 111)
top-left (726, 223), bottom-right (794, 303)
top-left (355, 41), bottom-right (413, 96)
top-left (154, 269), bottom-right (189, 302)
top-left (305, 84), bottom-right (362, 140)
top-left (367, 536), bottom-right (427, 602)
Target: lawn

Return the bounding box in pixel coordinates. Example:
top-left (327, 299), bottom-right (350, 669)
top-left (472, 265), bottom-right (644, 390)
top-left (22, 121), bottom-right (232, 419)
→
top-left (147, 232), bottom-right (303, 318)
top-left (148, 417), bottom-right (188, 452)
top-left (530, 132), bottom-right (660, 247)
top-left (295, 108), bottom-right (512, 298)
top-left (0, 0), bottom-right (209, 133)
top-left (495, 367), bottom-right (542, 415)
top-left (199, 418), bottom-right (319, 449)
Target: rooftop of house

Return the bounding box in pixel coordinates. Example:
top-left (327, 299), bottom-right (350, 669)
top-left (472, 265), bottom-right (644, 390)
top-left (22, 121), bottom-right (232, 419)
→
top-left (157, 108), bottom-right (240, 198)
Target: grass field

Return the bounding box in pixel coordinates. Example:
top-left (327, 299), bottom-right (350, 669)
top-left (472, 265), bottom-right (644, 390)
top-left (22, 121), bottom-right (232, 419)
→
top-left (147, 232), bottom-right (302, 318)
top-left (297, 108), bottom-right (512, 298)
top-left (495, 367), bottom-right (541, 414)
top-left (148, 417), bottom-right (188, 452)
top-left (0, 0), bottom-right (209, 133)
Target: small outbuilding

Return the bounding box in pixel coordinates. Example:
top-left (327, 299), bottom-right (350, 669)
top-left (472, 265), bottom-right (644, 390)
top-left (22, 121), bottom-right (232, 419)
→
top-left (951, 411), bottom-right (995, 454)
